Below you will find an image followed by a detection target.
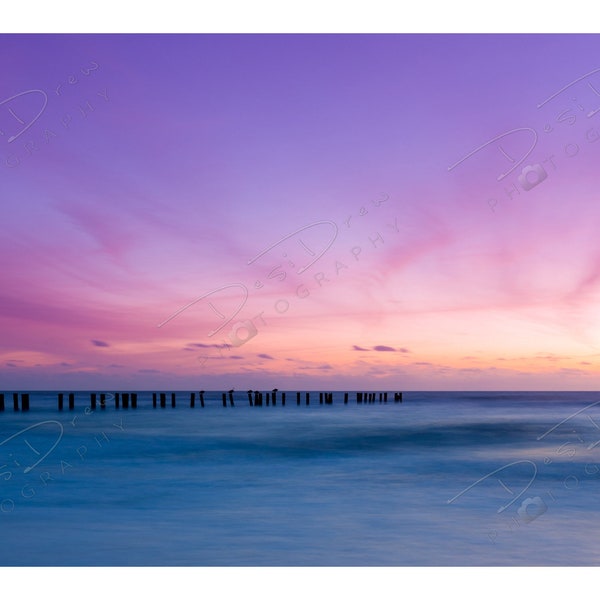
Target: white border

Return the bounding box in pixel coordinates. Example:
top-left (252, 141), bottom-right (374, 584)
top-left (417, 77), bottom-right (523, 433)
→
top-left (1, 0), bottom-right (597, 33)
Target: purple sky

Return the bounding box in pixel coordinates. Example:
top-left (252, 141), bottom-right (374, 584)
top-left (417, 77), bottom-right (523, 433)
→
top-left (2, 34), bottom-right (600, 390)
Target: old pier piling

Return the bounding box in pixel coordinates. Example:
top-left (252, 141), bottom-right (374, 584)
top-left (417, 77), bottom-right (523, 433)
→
top-left (0, 389), bottom-right (404, 414)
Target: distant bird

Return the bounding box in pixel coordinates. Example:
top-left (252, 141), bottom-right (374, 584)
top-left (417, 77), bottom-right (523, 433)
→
top-left (272, 388), bottom-right (279, 393)
top-left (228, 389), bottom-right (234, 394)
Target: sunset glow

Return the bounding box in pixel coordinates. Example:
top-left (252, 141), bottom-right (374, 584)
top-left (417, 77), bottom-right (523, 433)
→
top-left (2, 34), bottom-right (600, 390)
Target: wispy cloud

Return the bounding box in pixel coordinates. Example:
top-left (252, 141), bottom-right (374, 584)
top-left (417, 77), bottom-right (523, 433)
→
top-left (91, 339), bottom-right (110, 347)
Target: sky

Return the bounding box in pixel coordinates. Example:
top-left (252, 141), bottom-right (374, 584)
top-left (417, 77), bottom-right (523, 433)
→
top-left (2, 33), bottom-right (600, 391)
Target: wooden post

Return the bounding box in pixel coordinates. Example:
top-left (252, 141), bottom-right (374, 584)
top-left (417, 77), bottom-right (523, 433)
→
top-left (199, 391), bottom-right (205, 408)
top-left (122, 393), bottom-right (130, 409)
top-left (344, 392), bottom-right (348, 404)
top-left (190, 392), bottom-right (195, 408)
top-left (100, 394), bottom-right (106, 409)
top-left (58, 393), bottom-right (64, 411)
top-left (160, 393), bottom-right (166, 408)
top-left (297, 391), bottom-right (301, 406)
top-left (266, 393), bottom-right (270, 406)
top-left (0, 393), bottom-right (4, 412)
top-left (272, 389), bottom-right (278, 406)
top-left (171, 393), bottom-right (176, 408)
top-left (21, 393), bottom-right (30, 412)
top-left (281, 392), bottom-right (286, 406)
top-left (247, 390), bottom-right (253, 406)
top-left (153, 393), bottom-right (157, 408)
top-left (91, 393), bottom-right (97, 410)
top-left (229, 391), bottom-right (234, 407)
top-left (319, 392), bottom-right (323, 404)
top-left (305, 392), bottom-right (309, 405)
top-left (384, 392), bottom-right (388, 402)
top-left (395, 392), bottom-right (403, 403)
top-left (222, 392), bottom-right (227, 407)
top-left (259, 392), bottom-right (263, 406)
top-left (132, 393), bottom-right (137, 409)
top-left (115, 393), bottom-right (120, 409)
top-left (357, 392), bottom-right (362, 403)
top-left (13, 393), bottom-right (19, 411)
top-left (69, 393), bottom-right (75, 410)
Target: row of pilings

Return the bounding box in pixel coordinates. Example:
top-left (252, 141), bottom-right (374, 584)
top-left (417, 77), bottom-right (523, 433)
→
top-left (0, 391), bottom-right (403, 412)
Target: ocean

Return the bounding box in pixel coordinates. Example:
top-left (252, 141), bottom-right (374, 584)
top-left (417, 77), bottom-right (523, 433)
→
top-left (1, 391), bottom-right (600, 566)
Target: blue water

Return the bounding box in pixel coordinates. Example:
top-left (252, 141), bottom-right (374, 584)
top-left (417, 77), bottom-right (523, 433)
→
top-left (1, 391), bottom-right (600, 566)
